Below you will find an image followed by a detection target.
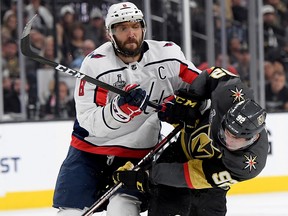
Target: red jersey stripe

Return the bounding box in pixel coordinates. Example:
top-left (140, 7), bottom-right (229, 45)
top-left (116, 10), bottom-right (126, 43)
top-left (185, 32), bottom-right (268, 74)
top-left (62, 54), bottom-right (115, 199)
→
top-left (95, 87), bottom-right (108, 106)
top-left (71, 135), bottom-right (152, 158)
top-left (179, 64), bottom-right (198, 84)
top-left (184, 162), bottom-right (194, 189)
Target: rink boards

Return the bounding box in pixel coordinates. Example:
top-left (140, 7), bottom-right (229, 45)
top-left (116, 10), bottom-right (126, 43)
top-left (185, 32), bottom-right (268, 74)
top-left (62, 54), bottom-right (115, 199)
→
top-left (0, 113), bottom-right (288, 210)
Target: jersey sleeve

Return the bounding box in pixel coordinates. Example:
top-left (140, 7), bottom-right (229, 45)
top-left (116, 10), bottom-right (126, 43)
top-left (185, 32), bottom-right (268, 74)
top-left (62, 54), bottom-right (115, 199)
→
top-left (74, 59), bottom-right (125, 138)
top-left (149, 160), bottom-right (217, 189)
top-left (188, 67), bottom-right (240, 99)
top-left (150, 130), bottom-right (269, 189)
top-left (150, 162), bottom-right (190, 188)
top-left (150, 157), bottom-right (250, 190)
top-left (147, 40), bottom-right (201, 90)
top-left (177, 49), bottom-right (201, 85)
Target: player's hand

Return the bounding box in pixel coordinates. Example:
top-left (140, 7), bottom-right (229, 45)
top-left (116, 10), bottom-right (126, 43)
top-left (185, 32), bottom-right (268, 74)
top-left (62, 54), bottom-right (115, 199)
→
top-left (158, 88), bottom-right (201, 128)
top-left (113, 162), bottom-right (149, 193)
top-left (111, 84), bottom-right (148, 123)
top-left (112, 161), bottom-right (134, 184)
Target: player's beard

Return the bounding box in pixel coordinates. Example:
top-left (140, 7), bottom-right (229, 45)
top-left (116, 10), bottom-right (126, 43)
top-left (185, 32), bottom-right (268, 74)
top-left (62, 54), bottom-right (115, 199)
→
top-left (114, 37), bottom-right (142, 57)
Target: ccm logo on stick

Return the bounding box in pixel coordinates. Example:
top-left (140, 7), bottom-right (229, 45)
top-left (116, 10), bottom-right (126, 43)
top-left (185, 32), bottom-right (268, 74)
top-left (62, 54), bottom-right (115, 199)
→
top-left (56, 64), bottom-right (85, 79)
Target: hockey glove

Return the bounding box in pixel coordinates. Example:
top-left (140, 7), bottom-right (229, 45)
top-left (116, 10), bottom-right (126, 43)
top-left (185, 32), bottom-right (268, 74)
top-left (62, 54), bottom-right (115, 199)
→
top-left (158, 88), bottom-right (201, 129)
top-left (111, 84), bottom-right (148, 123)
top-left (113, 161), bottom-right (134, 184)
top-left (113, 162), bottom-right (149, 193)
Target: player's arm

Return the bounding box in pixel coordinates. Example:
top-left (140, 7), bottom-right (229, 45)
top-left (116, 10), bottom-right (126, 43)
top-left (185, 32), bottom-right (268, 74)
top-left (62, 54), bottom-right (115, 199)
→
top-left (177, 49), bottom-right (202, 85)
top-left (161, 42), bottom-right (201, 86)
top-left (113, 153), bottom-right (261, 191)
top-left (158, 67), bottom-right (239, 127)
top-left (112, 159), bottom-right (234, 190)
top-left (75, 62), bottom-right (147, 137)
top-left (188, 67), bottom-right (240, 99)
top-left (149, 159), bottom-right (240, 189)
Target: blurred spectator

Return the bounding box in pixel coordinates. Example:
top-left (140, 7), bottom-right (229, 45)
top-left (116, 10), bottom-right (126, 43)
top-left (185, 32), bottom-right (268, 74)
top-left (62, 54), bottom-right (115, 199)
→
top-left (70, 39), bottom-right (96, 70)
top-left (4, 78), bottom-right (21, 114)
top-left (1, 10), bottom-right (17, 43)
top-left (228, 36), bottom-right (242, 66)
top-left (231, 0), bottom-right (248, 24)
top-left (1, 39), bottom-right (19, 78)
top-left (4, 78), bottom-right (29, 114)
top-left (25, 0), bottom-right (53, 35)
top-left (266, 41), bottom-right (288, 79)
top-left (85, 7), bottom-right (108, 47)
top-left (29, 29), bottom-right (46, 53)
top-left (40, 36), bottom-right (62, 67)
top-left (198, 53), bottom-right (238, 75)
top-left (62, 22), bottom-right (86, 66)
top-left (279, 42), bottom-right (288, 79)
top-left (265, 62), bottom-right (288, 112)
top-left (9, 0), bottom-right (18, 14)
top-left (264, 0), bottom-right (288, 27)
top-left (214, 53), bottom-right (238, 74)
top-left (214, 1), bottom-right (247, 47)
top-left (264, 60), bottom-right (275, 83)
top-left (235, 47), bottom-right (251, 86)
top-left (262, 4), bottom-right (286, 59)
top-left (40, 80), bottom-right (76, 119)
top-left (213, 0), bottom-right (233, 22)
top-left (3, 75), bottom-right (13, 113)
top-left (24, 29), bottom-right (46, 109)
top-left (190, 3), bottom-right (206, 65)
top-left (56, 4), bottom-right (76, 49)
top-left (1, 0), bottom-right (11, 17)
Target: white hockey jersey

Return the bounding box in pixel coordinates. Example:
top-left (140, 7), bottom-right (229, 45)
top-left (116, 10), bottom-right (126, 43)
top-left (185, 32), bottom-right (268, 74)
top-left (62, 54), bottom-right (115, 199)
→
top-left (71, 40), bottom-right (201, 158)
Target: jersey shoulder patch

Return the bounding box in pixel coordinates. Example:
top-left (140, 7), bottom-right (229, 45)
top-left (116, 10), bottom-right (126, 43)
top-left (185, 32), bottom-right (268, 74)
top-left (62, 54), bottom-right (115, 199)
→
top-left (208, 67), bottom-right (239, 79)
top-left (163, 42), bottom-right (174, 47)
top-left (90, 53), bottom-right (106, 59)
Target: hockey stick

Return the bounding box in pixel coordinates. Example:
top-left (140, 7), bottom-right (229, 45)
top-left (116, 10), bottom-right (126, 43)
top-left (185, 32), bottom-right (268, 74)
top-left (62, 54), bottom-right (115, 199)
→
top-left (20, 15), bottom-right (160, 110)
top-left (82, 124), bottom-right (183, 216)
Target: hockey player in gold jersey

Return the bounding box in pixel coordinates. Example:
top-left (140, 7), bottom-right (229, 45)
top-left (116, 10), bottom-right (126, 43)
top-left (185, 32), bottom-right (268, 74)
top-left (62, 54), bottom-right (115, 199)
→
top-left (114, 67), bottom-right (269, 216)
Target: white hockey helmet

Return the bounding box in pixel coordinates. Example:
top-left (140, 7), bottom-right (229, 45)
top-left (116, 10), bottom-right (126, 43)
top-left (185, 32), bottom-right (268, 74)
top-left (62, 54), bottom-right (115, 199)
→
top-left (105, 2), bottom-right (146, 32)
top-left (105, 2), bottom-right (146, 56)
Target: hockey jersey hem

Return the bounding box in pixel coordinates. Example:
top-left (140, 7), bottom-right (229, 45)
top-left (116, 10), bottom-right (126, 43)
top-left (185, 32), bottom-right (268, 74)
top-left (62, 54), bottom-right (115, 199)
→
top-left (70, 135), bottom-right (152, 158)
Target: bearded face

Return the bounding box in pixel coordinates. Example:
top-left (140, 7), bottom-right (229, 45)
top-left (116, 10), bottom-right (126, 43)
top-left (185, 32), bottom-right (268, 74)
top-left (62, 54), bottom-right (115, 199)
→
top-left (110, 21), bottom-right (145, 57)
top-left (113, 35), bottom-right (143, 57)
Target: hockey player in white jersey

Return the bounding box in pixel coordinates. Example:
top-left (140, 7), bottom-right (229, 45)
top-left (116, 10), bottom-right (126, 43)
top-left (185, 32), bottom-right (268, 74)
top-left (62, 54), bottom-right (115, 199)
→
top-left (53, 2), bottom-right (201, 216)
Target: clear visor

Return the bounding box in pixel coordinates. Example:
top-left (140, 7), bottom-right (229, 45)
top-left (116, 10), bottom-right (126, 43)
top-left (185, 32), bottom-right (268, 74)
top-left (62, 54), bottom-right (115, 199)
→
top-left (218, 126), bottom-right (256, 151)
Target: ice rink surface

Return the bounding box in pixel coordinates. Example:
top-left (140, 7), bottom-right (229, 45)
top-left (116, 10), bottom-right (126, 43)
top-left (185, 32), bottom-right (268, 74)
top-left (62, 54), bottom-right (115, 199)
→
top-left (0, 192), bottom-right (287, 216)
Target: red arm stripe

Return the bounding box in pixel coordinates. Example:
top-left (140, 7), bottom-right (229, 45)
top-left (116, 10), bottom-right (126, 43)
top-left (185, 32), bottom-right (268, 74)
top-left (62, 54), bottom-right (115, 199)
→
top-left (95, 87), bottom-right (108, 106)
top-left (184, 162), bottom-right (194, 189)
top-left (179, 64), bottom-right (199, 84)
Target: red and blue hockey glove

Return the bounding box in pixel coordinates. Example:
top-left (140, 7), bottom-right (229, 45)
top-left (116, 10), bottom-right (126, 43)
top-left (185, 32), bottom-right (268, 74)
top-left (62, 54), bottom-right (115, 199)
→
top-left (158, 88), bottom-right (202, 129)
top-left (111, 84), bottom-right (148, 123)
top-left (113, 162), bottom-right (149, 193)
